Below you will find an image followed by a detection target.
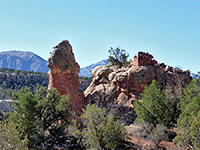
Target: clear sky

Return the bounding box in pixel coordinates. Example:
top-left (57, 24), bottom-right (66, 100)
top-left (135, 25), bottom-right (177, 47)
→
top-left (0, 0), bottom-right (199, 73)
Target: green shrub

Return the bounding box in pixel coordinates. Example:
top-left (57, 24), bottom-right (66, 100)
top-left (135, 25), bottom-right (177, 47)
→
top-left (134, 80), bottom-right (173, 128)
top-left (0, 121), bottom-right (28, 150)
top-left (9, 86), bottom-right (72, 149)
top-left (77, 104), bottom-right (125, 150)
top-left (108, 47), bottom-right (130, 67)
top-left (173, 77), bottom-right (200, 149)
top-left (190, 111), bottom-right (200, 149)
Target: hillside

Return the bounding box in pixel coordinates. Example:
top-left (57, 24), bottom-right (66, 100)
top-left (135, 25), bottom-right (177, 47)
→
top-left (0, 68), bottom-right (92, 100)
top-left (0, 51), bottom-right (49, 73)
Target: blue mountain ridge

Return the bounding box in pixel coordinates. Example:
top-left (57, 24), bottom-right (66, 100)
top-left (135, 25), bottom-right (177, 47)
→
top-left (0, 51), bottom-right (49, 73)
top-left (0, 51), bottom-right (108, 77)
top-left (79, 60), bottom-right (108, 77)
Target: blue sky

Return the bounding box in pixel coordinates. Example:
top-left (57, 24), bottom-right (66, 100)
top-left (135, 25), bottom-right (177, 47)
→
top-left (0, 0), bottom-right (199, 73)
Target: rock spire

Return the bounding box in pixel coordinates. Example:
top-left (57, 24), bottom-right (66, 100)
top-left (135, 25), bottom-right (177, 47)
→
top-left (48, 40), bottom-right (86, 117)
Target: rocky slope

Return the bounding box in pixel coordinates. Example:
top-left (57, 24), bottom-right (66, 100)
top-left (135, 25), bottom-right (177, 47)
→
top-left (0, 51), bottom-right (49, 73)
top-left (85, 52), bottom-right (192, 125)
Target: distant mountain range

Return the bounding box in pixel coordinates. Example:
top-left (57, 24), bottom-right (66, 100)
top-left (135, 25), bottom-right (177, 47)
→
top-left (79, 60), bottom-right (108, 77)
top-left (0, 51), bottom-right (49, 73)
top-left (0, 51), bottom-right (108, 77)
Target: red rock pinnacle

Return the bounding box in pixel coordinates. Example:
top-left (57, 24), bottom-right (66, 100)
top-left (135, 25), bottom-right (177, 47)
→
top-left (47, 40), bottom-right (86, 117)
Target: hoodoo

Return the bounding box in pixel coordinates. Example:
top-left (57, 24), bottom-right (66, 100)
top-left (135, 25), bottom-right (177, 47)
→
top-left (47, 40), bottom-right (86, 117)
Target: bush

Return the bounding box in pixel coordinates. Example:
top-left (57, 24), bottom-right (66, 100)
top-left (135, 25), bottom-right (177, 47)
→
top-left (108, 47), bottom-right (130, 67)
top-left (0, 121), bottom-right (28, 150)
top-left (0, 111), bottom-right (8, 121)
top-left (9, 86), bottom-right (72, 149)
top-left (190, 111), bottom-right (200, 149)
top-left (173, 77), bottom-right (200, 149)
top-left (134, 80), bottom-right (173, 128)
top-left (77, 104), bottom-right (125, 150)
top-left (148, 124), bottom-right (168, 149)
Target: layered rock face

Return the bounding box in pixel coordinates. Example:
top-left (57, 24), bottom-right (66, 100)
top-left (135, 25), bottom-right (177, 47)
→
top-left (48, 40), bottom-right (86, 117)
top-left (84, 52), bottom-right (192, 124)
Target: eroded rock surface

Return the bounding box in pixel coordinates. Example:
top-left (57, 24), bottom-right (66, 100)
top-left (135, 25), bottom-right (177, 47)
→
top-left (85, 51), bottom-right (192, 124)
top-left (48, 40), bottom-right (86, 117)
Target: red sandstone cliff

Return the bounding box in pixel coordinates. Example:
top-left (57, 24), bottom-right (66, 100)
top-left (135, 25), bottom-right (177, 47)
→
top-left (84, 52), bottom-right (192, 124)
top-left (47, 40), bottom-right (86, 117)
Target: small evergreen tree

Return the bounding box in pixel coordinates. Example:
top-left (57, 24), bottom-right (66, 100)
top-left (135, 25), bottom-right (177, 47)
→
top-left (108, 47), bottom-right (130, 67)
top-left (9, 86), bottom-right (72, 149)
top-left (77, 104), bottom-right (125, 150)
top-left (173, 76), bottom-right (200, 149)
top-left (190, 111), bottom-right (200, 149)
top-left (134, 80), bottom-right (173, 128)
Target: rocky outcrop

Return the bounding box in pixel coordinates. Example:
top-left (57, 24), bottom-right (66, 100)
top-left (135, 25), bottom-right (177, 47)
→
top-left (84, 51), bottom-right (192, 124)
top-left (131, 51), bottom-right (157, 66)
top-left (47, 40), bottom-right (86, 117)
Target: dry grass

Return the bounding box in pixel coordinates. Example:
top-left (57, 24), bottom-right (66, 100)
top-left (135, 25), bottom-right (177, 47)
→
top-left (125, 124), bottom-right (180, 150)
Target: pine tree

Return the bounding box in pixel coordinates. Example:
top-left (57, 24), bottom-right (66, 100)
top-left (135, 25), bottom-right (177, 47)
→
top-left (9, 86), bottom-right (72, 149)
top-left (173, 76), bottom-right (200, 148)
top-left (134, 80), bottom-right (173, 128)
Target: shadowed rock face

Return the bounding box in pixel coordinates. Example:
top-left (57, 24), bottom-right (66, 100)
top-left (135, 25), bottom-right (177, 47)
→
top-left (48, 40), bottom-right (86, 117)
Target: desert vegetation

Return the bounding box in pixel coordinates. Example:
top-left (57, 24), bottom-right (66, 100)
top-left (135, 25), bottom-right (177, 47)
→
top-left (132, 74), bottom-right (200, 149)
top-left (0, 73), bottom-right (199, 149)
top-left (0, 68), bottom-right (91, 99)
top-left (108, 47), bottom-right (131, 67)
top-left (0, 87), bottom-right (125, 149)
top-left (0, 48), bottom-right (199, 149)
top-left (76, 104), bottom-right (125, 150)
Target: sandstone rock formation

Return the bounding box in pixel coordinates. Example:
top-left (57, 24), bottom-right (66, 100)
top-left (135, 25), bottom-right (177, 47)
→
top-left (131, 51), bottom-right (157, 66)
top-left (48, 40), bottom-right (86, 117)
top-left (84, 51), bottom-right (192, 124)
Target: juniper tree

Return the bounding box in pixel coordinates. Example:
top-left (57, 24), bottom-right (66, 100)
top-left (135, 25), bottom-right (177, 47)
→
top-left (9, 86), bottom-right (72, 149)
top-left (108, 47), bottom-right (130, 67)
top-left (77, 104), bottom-right (125, 150)
top-left (134, 80), bottom-right (173, 128)
top-left (173, 76), bottom-right (200, 149)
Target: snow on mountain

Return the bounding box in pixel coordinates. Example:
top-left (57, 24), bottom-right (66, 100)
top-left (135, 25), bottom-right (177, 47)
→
top-left (79, 60), bottom-right (108, 77)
